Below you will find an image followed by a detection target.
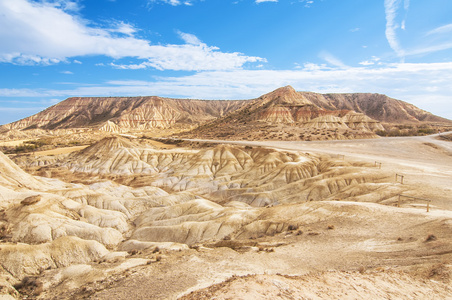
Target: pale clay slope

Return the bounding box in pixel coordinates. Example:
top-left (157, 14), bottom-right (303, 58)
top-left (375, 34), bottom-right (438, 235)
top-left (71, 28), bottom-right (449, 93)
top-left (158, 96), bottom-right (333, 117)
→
top-left (179, 272), bottom-right (452, 300)
top-left (1, 135), bottom-right (452, 299)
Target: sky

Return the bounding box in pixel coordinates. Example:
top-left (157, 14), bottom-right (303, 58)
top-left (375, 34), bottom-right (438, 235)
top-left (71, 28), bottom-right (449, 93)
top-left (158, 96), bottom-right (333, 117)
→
top-left (1, 0), bottom-right (452, 125)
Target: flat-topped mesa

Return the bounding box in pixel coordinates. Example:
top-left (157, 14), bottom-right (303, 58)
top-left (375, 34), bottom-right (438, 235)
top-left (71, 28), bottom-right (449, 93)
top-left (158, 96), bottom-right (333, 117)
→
top-left (2, 96), bottom-right (246, 131)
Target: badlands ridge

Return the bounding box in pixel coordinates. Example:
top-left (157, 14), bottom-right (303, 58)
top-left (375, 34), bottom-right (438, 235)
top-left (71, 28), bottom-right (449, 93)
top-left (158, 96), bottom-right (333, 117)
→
top-left (2, 86), bottom-right (451, 142)
top-left (0, 87), bottom-right (451, 299)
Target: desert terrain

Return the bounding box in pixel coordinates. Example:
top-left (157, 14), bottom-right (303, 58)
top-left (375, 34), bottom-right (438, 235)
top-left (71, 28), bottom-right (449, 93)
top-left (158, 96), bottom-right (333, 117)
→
top-left (0, 88), bottom-right (451, 299)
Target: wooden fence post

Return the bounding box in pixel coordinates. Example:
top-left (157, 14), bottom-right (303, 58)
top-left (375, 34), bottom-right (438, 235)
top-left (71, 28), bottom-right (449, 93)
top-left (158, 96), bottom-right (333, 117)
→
top-left (398, 194), bottom-right (432, 212)
top-left (395, 174), bottom-right (404, 184)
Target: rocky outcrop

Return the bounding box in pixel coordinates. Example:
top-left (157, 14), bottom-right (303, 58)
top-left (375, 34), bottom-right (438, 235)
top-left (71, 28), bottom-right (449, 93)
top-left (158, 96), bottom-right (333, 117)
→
top-left (259, 106), bottom-right (295, 123)
top-left (99, 121), bottom-right (122, 133)
top-left (343, 111), bottom-right (385, 131)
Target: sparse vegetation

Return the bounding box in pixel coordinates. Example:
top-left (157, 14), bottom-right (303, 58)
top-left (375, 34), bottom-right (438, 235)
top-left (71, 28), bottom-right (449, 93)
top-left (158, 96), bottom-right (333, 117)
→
top-left (438, 133), bottom-right (452, 141)
top-left (376, 125), bottom-right (439, 137)
top-left (425, 234), bottom-right (437, 242)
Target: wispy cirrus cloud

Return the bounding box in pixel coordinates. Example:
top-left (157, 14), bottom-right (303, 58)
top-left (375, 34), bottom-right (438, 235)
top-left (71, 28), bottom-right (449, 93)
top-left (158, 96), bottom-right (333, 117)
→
top-left (384, 0), bottom-right (409, 59)
top-left (0, 0), bottom-right (264, 70)
top-left (384, 0), bottom-right (452, 59)
top-left (318, 51), bottom-right (348, 69)
top-left (405, 42), bottom-right (452, 57)
top-left (426, 23), bottom-right (452, 36)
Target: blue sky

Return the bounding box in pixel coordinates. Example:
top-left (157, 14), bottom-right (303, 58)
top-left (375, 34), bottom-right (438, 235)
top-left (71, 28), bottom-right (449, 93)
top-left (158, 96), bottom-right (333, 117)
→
top-left (1, 0), bottom-right (452, 125)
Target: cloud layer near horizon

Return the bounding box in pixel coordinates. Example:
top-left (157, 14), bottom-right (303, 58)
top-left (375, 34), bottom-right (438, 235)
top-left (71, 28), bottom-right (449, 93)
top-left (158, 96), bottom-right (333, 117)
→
top-left (1, 61), bottom-right (452, 119)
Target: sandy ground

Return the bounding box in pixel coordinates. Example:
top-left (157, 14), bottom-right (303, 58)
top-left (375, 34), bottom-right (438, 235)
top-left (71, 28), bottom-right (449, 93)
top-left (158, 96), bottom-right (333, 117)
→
top-left (144, 139), bottom-right (178, 149)
top-left (37, 133), bottom-right (450, 300)
top-left (54, 200), bottom-right (452, 299)
top-left (179, 272), bottom-right (452, 300)
top-left (0, 140), bottom-right (30, 147)
top-left (3, 133), bottom-right (451, 299)
top-left (31, 145), bottom-right (89, 156)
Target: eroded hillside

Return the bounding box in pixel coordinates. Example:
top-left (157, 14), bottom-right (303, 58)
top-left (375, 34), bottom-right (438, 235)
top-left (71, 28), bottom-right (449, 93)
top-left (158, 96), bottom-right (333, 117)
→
top-left (1, 96), bottom-right (246, 132)
top-left (1, 135), bottom-right (451, 299)
top-left (179, 86), bottom-right (452, 140)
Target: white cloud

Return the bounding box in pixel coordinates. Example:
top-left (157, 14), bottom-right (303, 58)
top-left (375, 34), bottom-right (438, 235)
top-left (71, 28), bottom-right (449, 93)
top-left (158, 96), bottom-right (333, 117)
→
top-left (300, 63), bottom-right (330, 71)
top-left (318, 51), bottom-right (348, 68)
top-left (60, 70), bottom-right (73, 74)
top-left (384, 0), bottom-right (407, 58)
top-left (404, 0), bottom-right (410, 10)
top-left (384, 2), bottom-right (452, 58)
top-left (109, 43), bottom-right (265, 71)
top-left (405, 42), bottom-right (452, 57)
top-left (147, 0), bottom-right (192, 6)
top-left (148, 0), bottom-right (315, 5)
top-left (256, 0), bottom-right (278, 3)
top-left (109, 21), bottom-right (137, 37)
top-left (42, 0), bottom-right (81, 12)
top-left (177, 31), bottom-right (202, 45)
top-left (359, 56), bottom-right (380, 66)
top-left (0, 0), bottom-right (263, 70)
top-left (304, 0), bottom-right (314, 8)
top-left (359, 61), bottom-right (374, 66)
top-left (426, 24), bottom-right (452, 36)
